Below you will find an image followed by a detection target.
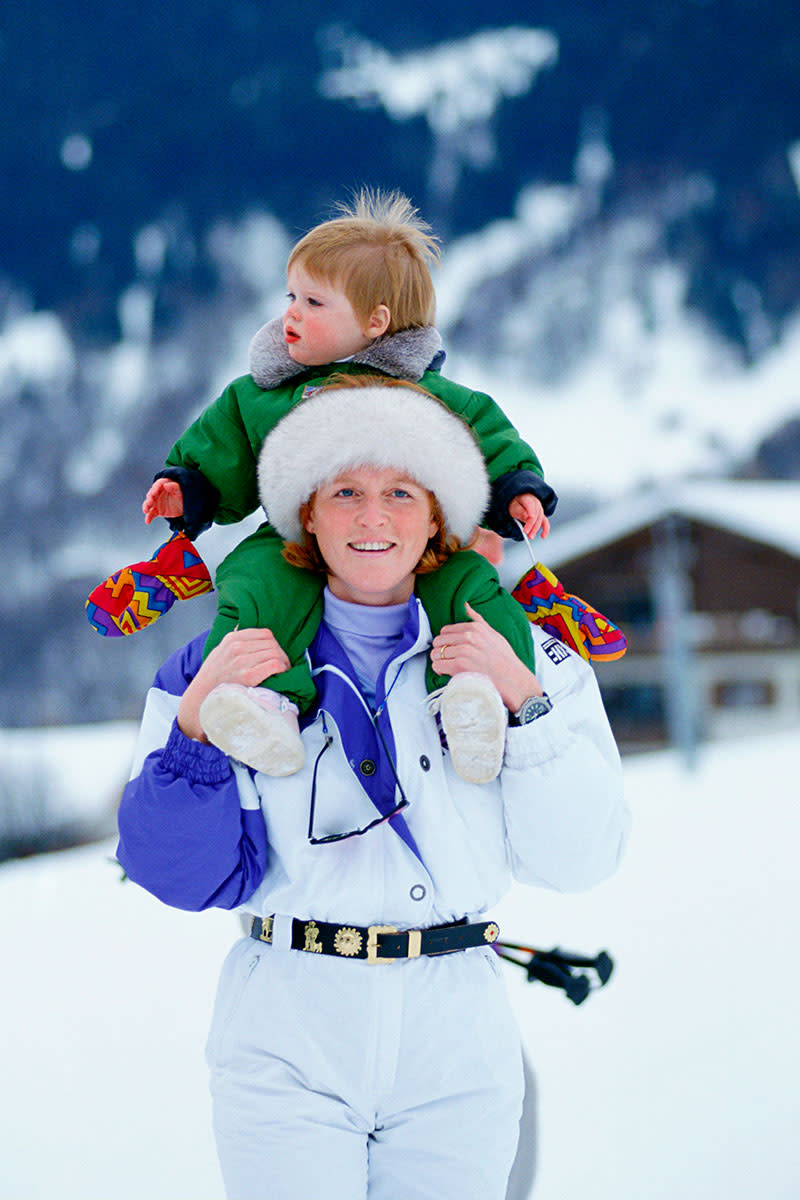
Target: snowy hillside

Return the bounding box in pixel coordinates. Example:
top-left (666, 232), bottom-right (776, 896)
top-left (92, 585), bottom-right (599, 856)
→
top-left (5, 185), bottom-right (800, 528)
top-left (1, 727), bottom-right (797, 1200)
top-left (438, 191), bottom-right (800, 498)
top-left (3, 9), bottom-right (800, 726)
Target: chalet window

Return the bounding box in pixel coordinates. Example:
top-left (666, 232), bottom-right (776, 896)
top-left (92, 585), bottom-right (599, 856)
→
top-left (711, 680), bottom-right (775, 709)
top-left (600, 683), bottom-right (665, 741)
top-left (609, 592), bottom-right (653, 630)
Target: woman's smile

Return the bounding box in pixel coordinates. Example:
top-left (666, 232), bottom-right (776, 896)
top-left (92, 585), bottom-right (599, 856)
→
top-left (348, 540), bottom-right (395, 553)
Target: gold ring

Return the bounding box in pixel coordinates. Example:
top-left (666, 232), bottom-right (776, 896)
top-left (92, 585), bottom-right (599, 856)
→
top-left (441, 644), bottom-right (448, 660)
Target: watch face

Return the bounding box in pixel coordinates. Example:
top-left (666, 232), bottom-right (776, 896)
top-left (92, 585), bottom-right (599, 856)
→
top-left (516, 694), bottom-right (553, 724)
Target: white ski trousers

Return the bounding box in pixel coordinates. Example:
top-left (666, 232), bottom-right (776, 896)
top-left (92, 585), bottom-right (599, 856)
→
top-left (206, 933), bottom-right (524, 1200)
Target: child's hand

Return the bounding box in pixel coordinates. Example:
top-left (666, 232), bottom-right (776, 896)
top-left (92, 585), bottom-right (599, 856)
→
top-left (143, 478), bottom-right (184, 524)
top-left (508, 493), bottom-right (550, 540)
top-left (470, 527), bottom-right (504, 566)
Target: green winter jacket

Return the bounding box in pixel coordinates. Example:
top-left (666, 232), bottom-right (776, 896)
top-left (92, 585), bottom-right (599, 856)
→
top-left (163, 320), bottom-right (556, 540)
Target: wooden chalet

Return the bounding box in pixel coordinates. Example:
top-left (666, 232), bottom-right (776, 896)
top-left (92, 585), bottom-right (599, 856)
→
top-left (500, 482), bottom-right (800, 753)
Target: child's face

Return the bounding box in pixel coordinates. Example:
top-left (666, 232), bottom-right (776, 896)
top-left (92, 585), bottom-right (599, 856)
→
top-left (283, 265), bottom-right (386, 366)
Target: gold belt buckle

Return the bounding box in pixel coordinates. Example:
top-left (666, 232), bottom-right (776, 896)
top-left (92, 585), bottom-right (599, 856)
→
top-left (257, 916), bottom-right (274, 944)
top-left (366, 925), bottom-right (398, 965)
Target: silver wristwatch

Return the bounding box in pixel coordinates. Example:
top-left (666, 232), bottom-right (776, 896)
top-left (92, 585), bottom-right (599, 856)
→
top-left (509, 692), bottom-right (553, 726)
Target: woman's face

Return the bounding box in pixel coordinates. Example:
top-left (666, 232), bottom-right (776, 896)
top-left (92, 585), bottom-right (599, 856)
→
top-left (304, 466), bottom-right (438, 607)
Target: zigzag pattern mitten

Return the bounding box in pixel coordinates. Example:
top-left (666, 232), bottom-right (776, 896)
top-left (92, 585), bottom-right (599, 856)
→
top-left (86, 531), bottom-right (213, 636)
top-left (512, 561), bottom-right (627, 662)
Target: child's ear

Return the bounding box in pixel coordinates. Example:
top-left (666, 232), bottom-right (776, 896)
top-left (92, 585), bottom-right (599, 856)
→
top-left (366, 305), bottom-right (391, 338)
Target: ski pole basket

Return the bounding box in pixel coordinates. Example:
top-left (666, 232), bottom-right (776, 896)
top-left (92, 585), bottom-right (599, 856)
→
top-left (494, 942), bottom-right (614, 1006)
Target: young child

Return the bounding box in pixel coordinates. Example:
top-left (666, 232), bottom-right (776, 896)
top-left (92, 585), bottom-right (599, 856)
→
top-left (142, 191), bottom-right (558, 782)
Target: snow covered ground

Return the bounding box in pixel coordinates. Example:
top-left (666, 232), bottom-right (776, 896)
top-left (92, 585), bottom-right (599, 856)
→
top-left (1, 727), bottom-right (798, 1200)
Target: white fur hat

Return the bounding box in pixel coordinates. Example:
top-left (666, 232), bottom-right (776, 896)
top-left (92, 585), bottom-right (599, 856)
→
top-left (258, 382), bottom-right (489, 543)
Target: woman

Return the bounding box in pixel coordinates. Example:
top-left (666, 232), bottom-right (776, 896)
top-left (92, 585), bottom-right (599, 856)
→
top-left (117, 378), bottom-right (629, 1200)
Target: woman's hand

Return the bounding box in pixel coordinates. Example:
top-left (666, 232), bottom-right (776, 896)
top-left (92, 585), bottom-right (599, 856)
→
top-left (430, 603), bottom-right (544, 714)
top-left (143, 478), bottom-right (184, 524)
top-left (177, 628), bottom-right (291, 741)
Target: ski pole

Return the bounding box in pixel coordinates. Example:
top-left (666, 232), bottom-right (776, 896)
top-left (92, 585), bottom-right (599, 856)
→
top-left (494, 942), bottom-right (614, 1005)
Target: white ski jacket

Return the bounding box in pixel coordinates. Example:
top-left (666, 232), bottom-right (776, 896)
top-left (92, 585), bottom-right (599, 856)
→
top-left (118, 598), bottom-right (629, 929)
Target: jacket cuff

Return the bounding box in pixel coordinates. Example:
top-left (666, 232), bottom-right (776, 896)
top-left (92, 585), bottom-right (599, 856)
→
top-left (155, 467), bottom-right (220, 540)
top-left (486, 470), bottom-right (558, 540)
top-left (503, 708), bottom-right (572, 769)
top-left (161, 719), bottom-right (232, 784)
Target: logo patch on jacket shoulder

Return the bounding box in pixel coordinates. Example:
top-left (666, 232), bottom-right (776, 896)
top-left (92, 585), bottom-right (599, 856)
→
top-left (542, 637), bottom-right (571, 665)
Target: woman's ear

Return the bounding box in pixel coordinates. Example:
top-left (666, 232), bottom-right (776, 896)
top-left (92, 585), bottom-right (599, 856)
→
top-left (366, 304), bottom-right (391, 339)
top-left (428, 494), bottom-right (440, 542)
top-left (301, 499), bottom-right (315, 534)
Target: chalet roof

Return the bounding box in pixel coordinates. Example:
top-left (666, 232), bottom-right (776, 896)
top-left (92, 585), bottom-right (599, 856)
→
top-left (503, 481), bottom-right (800, 578)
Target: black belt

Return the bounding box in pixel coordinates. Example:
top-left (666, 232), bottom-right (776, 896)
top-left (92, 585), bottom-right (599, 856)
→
top-left (250, 915), bottom-right (500, 964)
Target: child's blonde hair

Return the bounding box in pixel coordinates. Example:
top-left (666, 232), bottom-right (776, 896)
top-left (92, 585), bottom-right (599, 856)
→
top-left (288, 190), bottom-right (440, 333)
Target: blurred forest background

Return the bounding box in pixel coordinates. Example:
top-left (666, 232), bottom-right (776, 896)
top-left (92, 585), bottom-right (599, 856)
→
top-left (2, 0), bottom-right (800, 730)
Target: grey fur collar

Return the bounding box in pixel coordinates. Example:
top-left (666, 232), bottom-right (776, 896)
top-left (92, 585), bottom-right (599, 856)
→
top-left (248, 317), bottom-right (444, 390)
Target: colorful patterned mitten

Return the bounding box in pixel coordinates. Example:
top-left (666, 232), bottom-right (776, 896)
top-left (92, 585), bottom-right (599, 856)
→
top-left (512, 561), bottom-right (627, 662)
top-left (86, 531), bottom-right (213, 636)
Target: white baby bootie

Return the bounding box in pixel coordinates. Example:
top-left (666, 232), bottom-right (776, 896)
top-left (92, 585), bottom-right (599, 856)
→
top-left (199, 683), bottom-right (305, 777)
top-left (428, 672), bottom-right (507, 784)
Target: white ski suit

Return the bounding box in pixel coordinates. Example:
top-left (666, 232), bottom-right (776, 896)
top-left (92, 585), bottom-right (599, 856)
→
top-left (118, 602), bottom-right (629, 1199)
